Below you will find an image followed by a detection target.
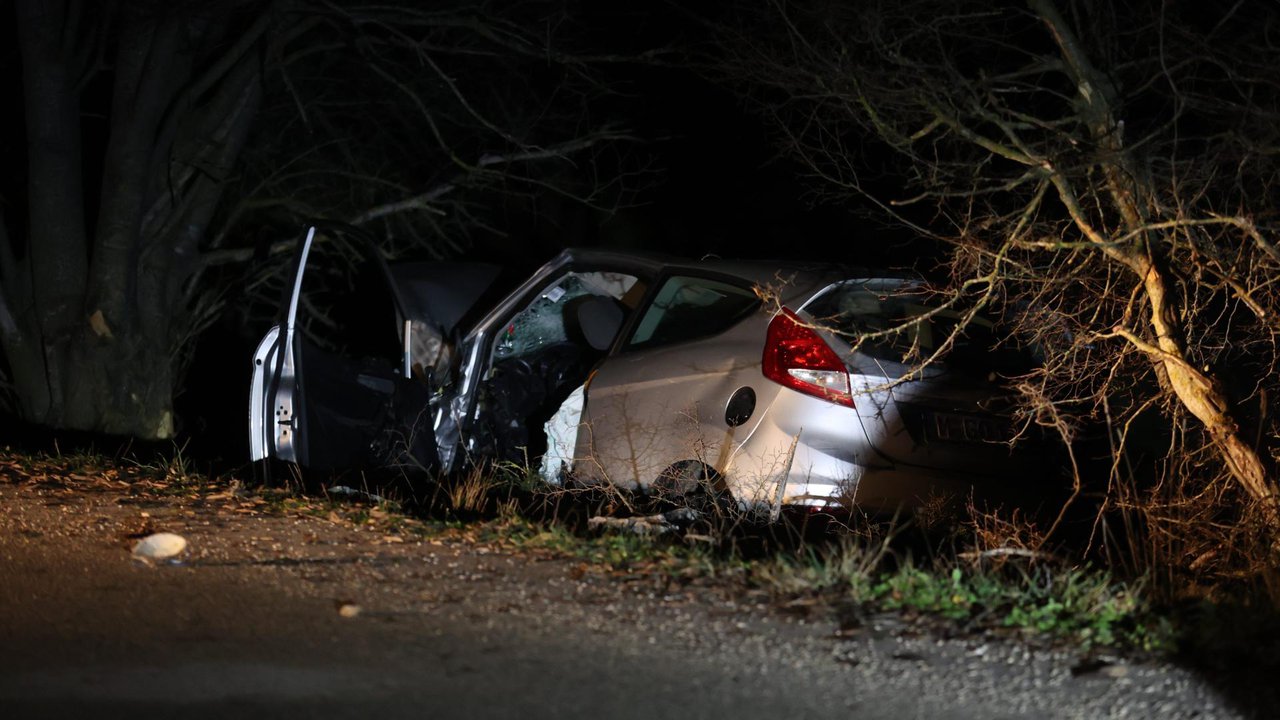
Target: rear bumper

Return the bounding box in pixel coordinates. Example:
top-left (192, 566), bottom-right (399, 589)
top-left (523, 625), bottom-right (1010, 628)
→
top-left (726, 389), bottom-right (1047, 513)
top-left (758, 460), bottom-right (1043, 515)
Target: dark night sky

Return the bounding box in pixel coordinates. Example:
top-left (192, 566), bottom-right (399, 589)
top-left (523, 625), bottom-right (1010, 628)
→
top-left (460, 3), bottom-right (927, 272)
top-left (0, 2), bottom-right (925, 272)
top-left (592, 57), bottom-right (920, 269)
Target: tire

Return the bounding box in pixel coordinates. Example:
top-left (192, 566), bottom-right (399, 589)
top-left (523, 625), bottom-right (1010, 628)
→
top-left (651, 460), bottom-right (728, 514)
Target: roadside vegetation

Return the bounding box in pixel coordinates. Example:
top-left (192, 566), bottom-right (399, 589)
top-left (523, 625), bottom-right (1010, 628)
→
top-left (716, 0), bottom-right (1280, 598)
top-left (10, 442), bottom-right (1280, 666)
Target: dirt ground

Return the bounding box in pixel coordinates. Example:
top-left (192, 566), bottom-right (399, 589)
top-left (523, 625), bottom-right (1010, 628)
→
top-left (0, 459), bottom-right (1259, 719)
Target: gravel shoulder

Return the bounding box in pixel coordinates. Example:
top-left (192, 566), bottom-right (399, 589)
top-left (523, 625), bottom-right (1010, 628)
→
top-left (0, 466), bottom-right (1253, 719)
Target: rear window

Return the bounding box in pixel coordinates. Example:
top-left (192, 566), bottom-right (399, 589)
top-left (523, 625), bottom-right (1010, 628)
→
top-left (625, 275), bottom-right (759, 350)
top-left (804, 281), bottom-right (1035, 374)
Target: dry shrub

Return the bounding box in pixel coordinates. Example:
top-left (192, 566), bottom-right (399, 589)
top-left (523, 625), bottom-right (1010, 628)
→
top-left (966, 504), bottom-right (1046, 552)
top-left (447, 466), bottom-right (496, 515)
top-left (909, 489), bottom-right (965, 537)
top-left (1103, 463), bottom-right (1280, 605)
top-left (959, 501), bottom-right (1053, 572)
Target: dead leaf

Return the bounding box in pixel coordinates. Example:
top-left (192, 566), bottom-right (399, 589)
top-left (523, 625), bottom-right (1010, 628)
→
top-left (88, 309), bottom-right (113, 338)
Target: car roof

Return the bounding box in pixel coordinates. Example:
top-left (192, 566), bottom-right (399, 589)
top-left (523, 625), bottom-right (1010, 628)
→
top-left (555, 247), bottom-right (914, 303)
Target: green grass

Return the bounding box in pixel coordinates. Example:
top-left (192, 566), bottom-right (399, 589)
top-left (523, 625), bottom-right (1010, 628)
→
top-left (745, 540), bottom-right (1174, 652)
top-left (874, 564), bottom-right (1170, 650)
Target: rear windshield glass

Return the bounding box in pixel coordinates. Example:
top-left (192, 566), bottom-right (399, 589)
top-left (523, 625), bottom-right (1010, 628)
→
top-left (804, 281), bottom-right (1035, 375)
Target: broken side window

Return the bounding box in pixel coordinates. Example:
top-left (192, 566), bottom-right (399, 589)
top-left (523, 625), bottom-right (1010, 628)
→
top-left (493, 272), bottom-right (640, 361)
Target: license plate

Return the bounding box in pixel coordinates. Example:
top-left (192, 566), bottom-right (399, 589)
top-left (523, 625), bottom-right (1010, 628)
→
top-left (928, 411), bottom-right (1008, 444)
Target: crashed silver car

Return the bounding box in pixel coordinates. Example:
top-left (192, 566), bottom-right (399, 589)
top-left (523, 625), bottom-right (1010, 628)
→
top-left (250, 225), bottom-right (1042, 514)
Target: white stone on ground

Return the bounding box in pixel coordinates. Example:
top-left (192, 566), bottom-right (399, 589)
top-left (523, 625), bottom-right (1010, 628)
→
top-left (132, 532), bottom-right (188, 561)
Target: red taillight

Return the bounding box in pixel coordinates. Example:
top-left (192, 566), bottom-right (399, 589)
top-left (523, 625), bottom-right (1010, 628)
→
top-left (762, 309), bottom-right (854, 407)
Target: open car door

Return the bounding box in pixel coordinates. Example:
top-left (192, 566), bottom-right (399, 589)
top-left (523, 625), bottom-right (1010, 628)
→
top-left (248, 225), bottom-right (500, 473)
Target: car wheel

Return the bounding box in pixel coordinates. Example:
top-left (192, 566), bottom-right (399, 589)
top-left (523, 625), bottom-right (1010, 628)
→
top-left (652, 460), bottom-right (727, 513)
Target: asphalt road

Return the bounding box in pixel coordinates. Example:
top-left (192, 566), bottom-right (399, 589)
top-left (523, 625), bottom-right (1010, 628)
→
top-left (0, 474), bottom-right (1252, 719)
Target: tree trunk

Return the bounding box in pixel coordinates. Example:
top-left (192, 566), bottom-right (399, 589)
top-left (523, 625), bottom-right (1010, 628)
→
top-left (1138, 258), bottom-right (1277, 521)
top-left (4, 1), bottom-right (267, 439)
top-left (63, 333), bottom-right (175, 438)
top-left (1032, 0), bottom-right (1278, 523)
top-left (10, 0), bottom-right (90, 425)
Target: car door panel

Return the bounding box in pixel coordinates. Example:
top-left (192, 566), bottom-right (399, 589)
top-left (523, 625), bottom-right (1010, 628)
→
top-left (579, 313), bottom-right (768, 489)
top-left (442, 258), bottom-right (658, 472)
top-left (249, 225), bottom-right (443, 472)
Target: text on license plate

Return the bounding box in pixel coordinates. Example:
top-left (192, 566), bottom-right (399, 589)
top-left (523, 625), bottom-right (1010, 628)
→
top-left (929, 411), bottom-right (1008, 443)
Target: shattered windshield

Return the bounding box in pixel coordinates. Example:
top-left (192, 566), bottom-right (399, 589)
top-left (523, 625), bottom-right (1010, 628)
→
top-left (493, 272), bottom-right (639, 361)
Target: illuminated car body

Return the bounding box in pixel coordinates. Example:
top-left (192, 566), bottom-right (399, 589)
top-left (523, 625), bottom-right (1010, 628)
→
top-left (250, 225), bottom-right (1042, 514)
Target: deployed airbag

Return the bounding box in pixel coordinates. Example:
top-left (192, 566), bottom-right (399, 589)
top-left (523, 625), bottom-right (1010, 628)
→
top-left (541, 384), bottom-right (585, 483)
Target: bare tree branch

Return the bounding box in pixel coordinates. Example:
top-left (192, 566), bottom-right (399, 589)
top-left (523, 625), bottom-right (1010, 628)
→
top-left (718, 0), bottom-right (1280, 570)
